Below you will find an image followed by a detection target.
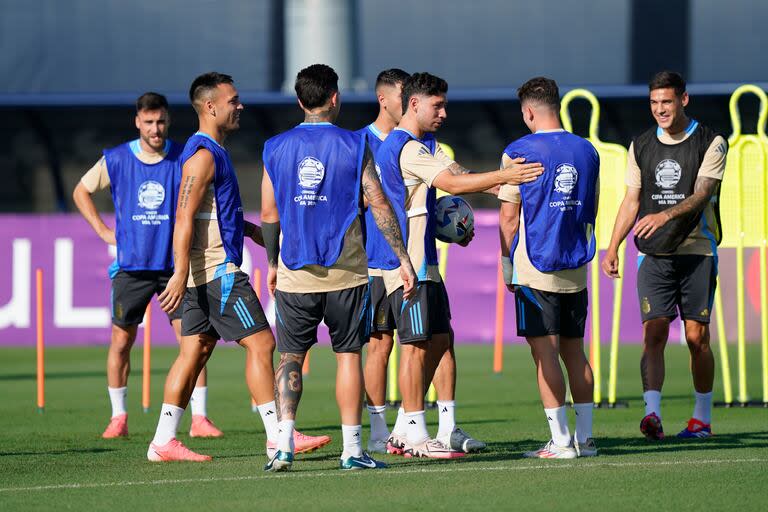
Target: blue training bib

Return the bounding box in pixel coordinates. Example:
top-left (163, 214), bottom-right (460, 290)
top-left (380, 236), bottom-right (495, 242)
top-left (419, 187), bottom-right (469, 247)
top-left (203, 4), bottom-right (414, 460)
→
top-left (505, 131), bottom-right (599, 272)
top-left (104, 140), bottom-right (182, 272)
top-left (263, 123), bottom-right (364, 270)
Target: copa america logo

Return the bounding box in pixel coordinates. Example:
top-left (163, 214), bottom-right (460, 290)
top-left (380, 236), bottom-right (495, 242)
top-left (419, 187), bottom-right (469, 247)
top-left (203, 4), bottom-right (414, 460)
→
top-left (298, 156), bottom-right (325, 190)
top-left (654, 159), bottom-right (682, 189)
top-left (554, 164), bottom-right (578, 194)
top-left (137, 180), bottom-right (165, 210)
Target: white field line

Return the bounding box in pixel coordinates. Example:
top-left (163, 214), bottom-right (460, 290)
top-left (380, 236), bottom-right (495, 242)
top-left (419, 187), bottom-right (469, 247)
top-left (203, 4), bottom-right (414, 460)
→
top-left (1, 457), bottom-right (766, 493)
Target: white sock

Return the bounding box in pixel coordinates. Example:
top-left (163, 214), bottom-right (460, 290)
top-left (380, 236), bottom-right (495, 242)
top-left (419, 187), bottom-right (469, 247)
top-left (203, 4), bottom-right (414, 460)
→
top-left (189, 386), bottom-right (208, 417)
top-left (643, 390), bottom-right (662, 419)
top-left (436, 400), bottom-right (456, 439)
top-left (341, 424), bottom-right (363, 458)
top-left (693, 391), bottom-right (713, 424)
top-left (152, 403), bottom-right (184, 446)
top-left (367, 405), bottom-right (389, 441)
top-left (108, 386), bottom-right (127, 418)
top-left (277, 420), bottom-right (295, 453)
top-left (257, 401), bottom-right (279, 442)
top-left (405, 410), bottom-right (429, 444)
top-left (392, 407), bottom-right (407, 436)
top-left (544, 406), bottom-right (572, 447)
top-left (573, 403), bottom-right (594, 444)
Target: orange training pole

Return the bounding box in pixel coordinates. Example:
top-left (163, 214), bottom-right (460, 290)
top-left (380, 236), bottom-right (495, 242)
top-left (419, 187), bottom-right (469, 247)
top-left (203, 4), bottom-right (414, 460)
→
top-left (493, 254), bottom-right (505, 374)
top-left (142, 303), bottom-right (152, 412)
top-left (36, 268), bottom-right (44, 413)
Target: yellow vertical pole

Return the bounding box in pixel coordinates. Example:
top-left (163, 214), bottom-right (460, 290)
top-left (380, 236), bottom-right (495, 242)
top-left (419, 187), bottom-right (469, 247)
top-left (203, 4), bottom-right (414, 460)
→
top-left (714, 283), bottom-right (734, 404)
top-left (608, 242), bottom-right (625, 404)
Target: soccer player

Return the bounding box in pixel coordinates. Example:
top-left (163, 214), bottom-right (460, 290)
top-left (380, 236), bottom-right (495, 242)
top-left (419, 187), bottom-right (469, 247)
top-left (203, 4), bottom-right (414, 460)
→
top-left (260, 63), bottom-right (416, 472)
top-left (498, 77), bottom-right (600, 458)
top-left (72, 92), bottom-right (222, 439)
top-left (357, 68), bottom-right (409, 453)
top-left (146, 72), bottom-right (329, 461)
top-left (376, 72), bottom-right (544, 458)
top-left (601, 71), bottom-right (726, 440)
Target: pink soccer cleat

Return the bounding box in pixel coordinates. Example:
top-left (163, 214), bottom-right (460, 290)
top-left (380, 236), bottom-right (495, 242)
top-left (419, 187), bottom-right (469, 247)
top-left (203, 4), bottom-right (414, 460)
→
top-left (189, 415), bottom-right (224, 438)
top-left (266, 430), bottom-right (332, 457)
top-left (102, 413), bottom-right (128, 439)
top-left (147, 438), bottom-right (212, 462)
top-left (293, 430), bottom-right (331, 453)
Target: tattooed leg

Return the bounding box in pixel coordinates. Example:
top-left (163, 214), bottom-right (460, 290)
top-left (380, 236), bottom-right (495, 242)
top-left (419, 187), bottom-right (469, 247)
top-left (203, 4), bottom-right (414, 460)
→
top-left (275, 352), bottom-right (305, 421)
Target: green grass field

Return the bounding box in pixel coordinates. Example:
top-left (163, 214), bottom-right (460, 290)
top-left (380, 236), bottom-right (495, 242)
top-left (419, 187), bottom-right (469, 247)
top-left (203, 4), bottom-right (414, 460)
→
top-left (1, 343), bottom-right (766, 511)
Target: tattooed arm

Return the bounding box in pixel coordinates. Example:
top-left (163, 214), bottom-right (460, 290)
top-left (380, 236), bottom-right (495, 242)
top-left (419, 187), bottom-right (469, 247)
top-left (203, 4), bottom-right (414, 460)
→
top-left (361, 151), bottom-right (417, 299)
top-left (158, 149), bottom-right (214, 313)
top-left (274, 352), bottom-right (305, 421)
top-left (634, 176), bottom-right (719, 240)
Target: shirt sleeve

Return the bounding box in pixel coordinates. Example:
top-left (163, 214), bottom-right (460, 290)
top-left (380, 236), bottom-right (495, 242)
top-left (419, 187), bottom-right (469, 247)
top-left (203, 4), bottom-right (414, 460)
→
top-left (497, 153), bottom-right (521, 203)
top-left (698, 135), bottom-right (728, 181)
top-left (80, 157), bottom-right (111, 193)
top-left (400, 140), bottom-right (451, 188)
top-left (625, 142), bottom-right (641, 188)
top-left (433, 142), bottom-right (456, 167)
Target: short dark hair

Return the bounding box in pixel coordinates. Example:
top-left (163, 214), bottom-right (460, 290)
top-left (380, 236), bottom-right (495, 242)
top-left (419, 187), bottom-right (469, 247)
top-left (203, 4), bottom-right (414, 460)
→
top-left (295, 64), bottom-right (339, 110)
top-left (401, 72), bottom-right (448, 113)
top-left (375, 68), bottom-right (410, 89)
top-left (189, 72), bottom-right (234, 111)
top-left (648, 70), bottom-right (686, 96)
top-left (135, 92), bottom-right (168, 113)
top-left (517, 77), bottom-right (560, 110)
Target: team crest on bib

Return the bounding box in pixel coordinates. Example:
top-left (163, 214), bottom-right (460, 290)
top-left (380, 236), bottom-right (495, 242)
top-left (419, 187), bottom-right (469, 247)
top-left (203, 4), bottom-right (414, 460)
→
top-left (554, 164), bottom-right (578, 194)
top-left (137, 180), bottom-right (165, 210)
top-left (654, 159), bottom-right (682, 189)
top-left (298, 157), bottom-right (325, 190)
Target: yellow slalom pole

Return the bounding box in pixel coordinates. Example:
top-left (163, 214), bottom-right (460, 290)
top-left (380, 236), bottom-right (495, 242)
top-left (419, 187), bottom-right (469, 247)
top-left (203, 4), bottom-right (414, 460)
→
top-left (590, 255), bottom-right (602, 404)
top-left (607, 242), bottom-right (625, 405)
top-left (387, 335), bottom-right (399, 404)
top-left (713, 282), bottom-right (734, 404)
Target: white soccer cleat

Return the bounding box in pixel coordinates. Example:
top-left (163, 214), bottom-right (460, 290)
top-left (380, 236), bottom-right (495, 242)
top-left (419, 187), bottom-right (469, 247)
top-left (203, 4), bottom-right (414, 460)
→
top-left (523, 439), bottom-right (578, 459)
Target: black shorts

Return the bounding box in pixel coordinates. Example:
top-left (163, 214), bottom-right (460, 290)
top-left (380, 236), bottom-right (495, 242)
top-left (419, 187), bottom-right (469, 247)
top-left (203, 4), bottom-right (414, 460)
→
top-left (181, 271), bottom-right (269, 341)
top-left (637, 254), bottom-right (717, 324)
top-left (389, 281), bottom-right (452, 344)
top-left (274, 283), bottom-right (370, 354)
top-left (111, 270), bottom-right (181, 327)
top-left (369, 275), bottom-right (396, 334)
top-left (514, 286), bottom-right (588, 338)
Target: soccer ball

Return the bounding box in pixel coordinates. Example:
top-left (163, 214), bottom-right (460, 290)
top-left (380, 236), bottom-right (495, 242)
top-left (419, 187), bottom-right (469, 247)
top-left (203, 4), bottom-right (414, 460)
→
top-left (434, 195), bottom-right (474, 243)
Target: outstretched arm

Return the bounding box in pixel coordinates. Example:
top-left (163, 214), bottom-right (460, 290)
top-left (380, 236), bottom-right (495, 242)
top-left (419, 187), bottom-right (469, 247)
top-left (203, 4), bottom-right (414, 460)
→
top-left (361, 151), bottom-right (417, 299)
top-left (158, 149), bottom-right (215, 313)
top-left (432, 158), bottom-right (543, 195)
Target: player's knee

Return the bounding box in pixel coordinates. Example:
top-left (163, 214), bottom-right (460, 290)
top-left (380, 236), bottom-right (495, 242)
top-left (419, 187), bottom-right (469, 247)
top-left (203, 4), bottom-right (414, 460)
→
top-left (686, 331), bottom-right (710, 353)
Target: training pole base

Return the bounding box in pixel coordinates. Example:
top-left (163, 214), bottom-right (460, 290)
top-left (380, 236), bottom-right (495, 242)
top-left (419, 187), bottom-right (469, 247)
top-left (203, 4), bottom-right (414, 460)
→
top-left (386, 400), bottom-right (402, 408)
top-left (37, 407), bottom-right (44, 414)
top-left (715, 400), bottom-right (768, 408)
top-left (425, 401), bottom-right (437, 410)
top-left (143, 407), bottom-right (150, 413)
